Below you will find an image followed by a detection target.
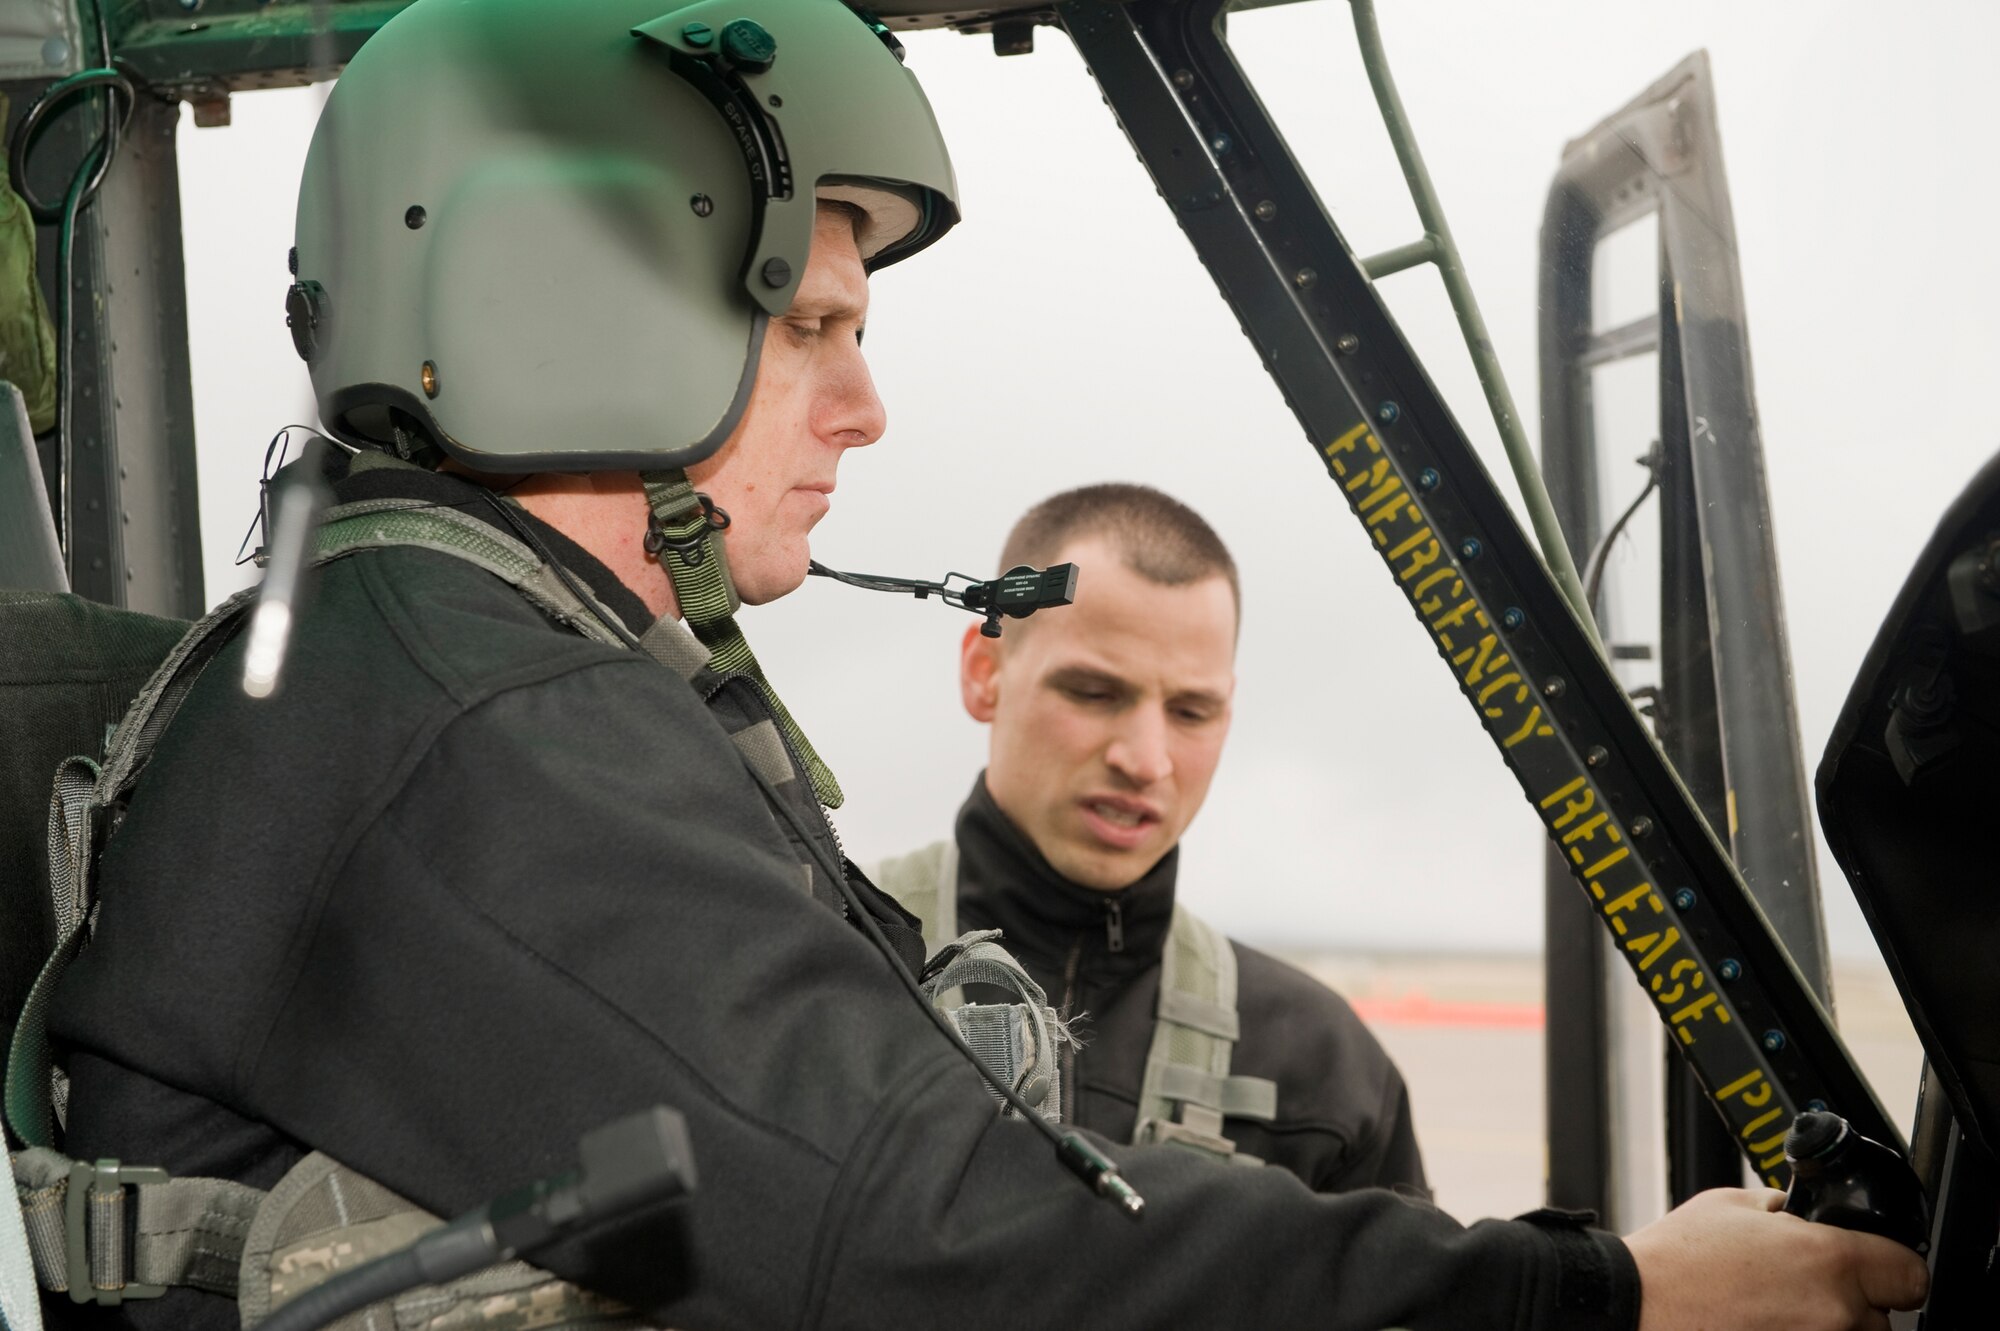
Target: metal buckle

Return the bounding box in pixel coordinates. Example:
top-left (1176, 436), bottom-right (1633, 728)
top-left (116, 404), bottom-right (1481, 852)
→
top-left (64, 1157), bottom-right (170, 1304)
top-left (643, 493), bottom-right (731, 566)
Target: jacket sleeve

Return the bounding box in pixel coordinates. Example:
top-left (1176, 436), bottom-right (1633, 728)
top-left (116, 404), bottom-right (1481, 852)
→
top-left (223, 657), bottom-right (1637, 1331)
top-left (1318, 1063), bottom-right (1430, 1199)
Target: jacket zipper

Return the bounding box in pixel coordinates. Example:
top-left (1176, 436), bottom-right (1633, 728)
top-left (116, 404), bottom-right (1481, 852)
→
top-left (1104, 896), bottom-right (1124, 953)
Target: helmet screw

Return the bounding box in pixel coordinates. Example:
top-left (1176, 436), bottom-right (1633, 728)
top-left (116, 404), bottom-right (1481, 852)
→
top-left (420, 361), bottom-right (439, 399)
top-left (1293, 267), bottom-right (1317, 289)
top-left (1762, 1029), bottom-right (1787, 1053)
top-left (1501, 606), bottom-right (1524, 630)
top-left (690, 193), bottom-right (714, 218)
top-left (1719, 958), bottom-right (1742, 981)
top-left (1543, 677), bottom-right (1566, 698)
top-left (760, 257), bottom-right (792, 289)
top-left (1458, 536), bottom-right (1481, 560)
top-left (1376, 400), bottom-right (1399, 423)
top-left (1171, 68), bottom-right (1194, 90)
top-left (404, 205), bottom-right (426, 230)
top-left (1630, 816), bottom-right (1654, 837)
top-left (1253, 199), bottom-right (1277, 221)
top-left (720, 18), bottom-right (777, 72)
top-left (1672, 887), bottom-right (1697, 911)
top-left (681, 21), bottom-right (713, 46)
top-left (1585, 746), bottom-right (1608, 768)
top-left (1416, 466), bottom-right (1440, 490)
top-left (1334, 332), bottom-right (1360, 355)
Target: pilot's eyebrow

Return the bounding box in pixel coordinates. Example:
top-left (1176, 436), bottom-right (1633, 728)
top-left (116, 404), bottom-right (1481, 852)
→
top-left (1047, 664), bottom-right (1132, 694)
top-left (1171, 687), bottom-right (1229, 711)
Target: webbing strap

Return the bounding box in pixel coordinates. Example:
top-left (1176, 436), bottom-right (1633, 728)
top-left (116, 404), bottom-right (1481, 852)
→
top-left (1132, 905), bottom-right (1271, 1162)
top-left (5, 590), bottom-right (254, 1152)
top-left (867, 839), bottom-right (959, 948)
top-left (313, 499), bottom-right (629, 649)
top-left (642, 471), bottom-right (843, 808)
top-left (8, 1149), bottom-right (262, 1302)
top-left (0, 1151), bottom-right (38, 1331)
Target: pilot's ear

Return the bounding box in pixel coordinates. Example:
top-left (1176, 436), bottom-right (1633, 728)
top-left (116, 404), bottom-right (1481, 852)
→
top-left (960, 622), bottom-right (1002, 722)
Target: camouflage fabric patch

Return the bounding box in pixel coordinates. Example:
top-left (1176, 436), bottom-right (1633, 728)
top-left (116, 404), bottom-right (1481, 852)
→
top-left (240, 1152), bottom-right (662, 1330)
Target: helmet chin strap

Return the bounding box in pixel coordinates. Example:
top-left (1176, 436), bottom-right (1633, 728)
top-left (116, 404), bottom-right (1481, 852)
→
top-left (640, 470), bottom-right (844, 809)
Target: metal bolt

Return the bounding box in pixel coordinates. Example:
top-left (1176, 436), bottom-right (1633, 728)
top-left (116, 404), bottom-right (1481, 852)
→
top-left (1630, 816), bottom-right (1655, 837)
top-left (1171, 68), bottom-right (1194, 90)
top-left (1458, 537), bottom-right (1482, 560)
top-left (681, 21), bottom-right (714, 45)
top-left (1253, 199), bottom-right (1277, 221)
top-left (1501, 607), bottom-right (1524, 630)
top-left (420, 361), bottom-right (439, 399)
top-left (1719, 958), bottom-right (1742, 981)
top-left (404, 205), bottom-right (426, 230)
top-left (760, 257), bottom-right (793, 288)
top-left (1762, 1029), bottom-right (1787, 1053)
top-left (1376, 400), bottom-right (1400, 424)
top-left (1210, 133), bottom-right (1232, 155)
top-left (1293, 267), bottom-right (1318, 289)
top-left (1417, 467), bottom-right (1440, 491)
top-left (1585, 746), bottom-right (1608, 768)
top-left (690, 193), bottom-right (715, 217)
top-left (1334, 332), bottom-right (1360, 355)
top-left (720, 18), bottom-right (777, 71)
top-left (1807, 1099), bottom-right (1827, 1113)
top-left (1544, 677), bottom-right (1567, 698)
top-left (1673, 888), bottom-right (1697, 911)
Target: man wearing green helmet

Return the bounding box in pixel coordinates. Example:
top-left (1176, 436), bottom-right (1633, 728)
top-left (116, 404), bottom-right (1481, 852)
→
top-left (41, 1), bottom-right (1927, 1329)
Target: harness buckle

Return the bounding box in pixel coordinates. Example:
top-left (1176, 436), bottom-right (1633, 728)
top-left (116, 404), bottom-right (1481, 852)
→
top-left (64, 1157), bottom-right (170, 1304)
top-left (643, 493), bottom-right (732, 567)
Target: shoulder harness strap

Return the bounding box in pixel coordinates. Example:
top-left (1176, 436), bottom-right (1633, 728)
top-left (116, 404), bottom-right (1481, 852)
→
top-left (1132, 905), bottom-right (1278, 1165)
top-left (0, 495), bottom-right (709, 1311)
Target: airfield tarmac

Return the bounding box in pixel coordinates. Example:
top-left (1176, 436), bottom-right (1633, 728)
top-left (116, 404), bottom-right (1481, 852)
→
top-left (1274, 950), bottom-right (1926, 1224)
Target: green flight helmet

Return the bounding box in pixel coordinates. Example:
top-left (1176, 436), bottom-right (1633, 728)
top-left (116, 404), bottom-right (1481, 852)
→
top-left (291, 0), bottom-right (958, 473)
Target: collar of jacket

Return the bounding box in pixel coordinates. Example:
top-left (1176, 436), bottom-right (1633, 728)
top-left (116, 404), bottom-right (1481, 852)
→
top-left (953, 775), bottom-right (1178, 981)
top-left (329, 452), bottom-right (657, 638)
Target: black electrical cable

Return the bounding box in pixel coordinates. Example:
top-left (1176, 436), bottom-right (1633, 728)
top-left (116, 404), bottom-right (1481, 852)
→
top-left (1582, 442), bottom-right (1663, 612)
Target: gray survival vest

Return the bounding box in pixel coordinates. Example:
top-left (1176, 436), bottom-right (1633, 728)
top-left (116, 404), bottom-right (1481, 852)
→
top-left (869, 842), bottom-right (1278, 1165)
top-left (3, 491), bottom-right (727, 1327)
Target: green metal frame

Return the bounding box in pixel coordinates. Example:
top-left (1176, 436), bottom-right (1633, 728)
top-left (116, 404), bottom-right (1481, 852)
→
top-left (1346, 0), bottom-right (1596, 637)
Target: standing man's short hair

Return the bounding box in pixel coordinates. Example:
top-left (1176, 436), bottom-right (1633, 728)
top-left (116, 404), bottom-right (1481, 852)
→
top-left (999, 483), bottom-right (1240, 615)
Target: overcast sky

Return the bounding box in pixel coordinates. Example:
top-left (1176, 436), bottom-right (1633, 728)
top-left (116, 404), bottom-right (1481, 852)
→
top-left (175, 1), bottom-right (2000, 970)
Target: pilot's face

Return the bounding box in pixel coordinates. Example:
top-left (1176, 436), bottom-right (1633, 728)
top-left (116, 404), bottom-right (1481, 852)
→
top-left (689, 207), bottom-right (884, 605)
top-left (964, 534), bottom-right (1238, 891)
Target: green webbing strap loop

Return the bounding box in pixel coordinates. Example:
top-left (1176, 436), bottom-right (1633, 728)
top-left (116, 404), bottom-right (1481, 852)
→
top-left (1132, 905), bottom-right (1275, 1166)
top-left (641, 470), bottom-right (844, 808)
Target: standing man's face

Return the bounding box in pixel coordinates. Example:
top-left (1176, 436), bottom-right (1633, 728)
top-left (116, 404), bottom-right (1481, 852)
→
top-left (962, 534), bottom-right (1237, 890)
top-left (689, 207), bottom-right (885, 605)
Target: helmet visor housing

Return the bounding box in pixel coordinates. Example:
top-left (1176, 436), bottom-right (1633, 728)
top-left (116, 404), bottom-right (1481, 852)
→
top-left (293, 0), bottom-right (958, 473)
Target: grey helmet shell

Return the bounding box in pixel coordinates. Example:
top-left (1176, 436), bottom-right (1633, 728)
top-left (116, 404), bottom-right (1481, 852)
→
top-left (292, 0), bottom-right (958, 473)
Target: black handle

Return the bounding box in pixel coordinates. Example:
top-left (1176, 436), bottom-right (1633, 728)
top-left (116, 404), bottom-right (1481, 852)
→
top-left (1781, 1111), bottom-right (1930, 1252)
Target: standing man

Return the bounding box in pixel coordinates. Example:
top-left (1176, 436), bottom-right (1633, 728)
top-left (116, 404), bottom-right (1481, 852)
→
top-left (873, 484), bottom-right (1425, 1191)
top-left (30, 1), bottom-right (1927, 1328)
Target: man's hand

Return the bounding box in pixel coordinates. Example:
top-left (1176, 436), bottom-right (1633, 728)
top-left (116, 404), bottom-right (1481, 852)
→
top-left (1625, 1188), bottom-right (1928, 1331)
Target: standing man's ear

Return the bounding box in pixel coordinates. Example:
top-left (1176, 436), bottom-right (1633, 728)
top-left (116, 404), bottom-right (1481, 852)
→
top-left (960, 622), bottom-right (1002, 722)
